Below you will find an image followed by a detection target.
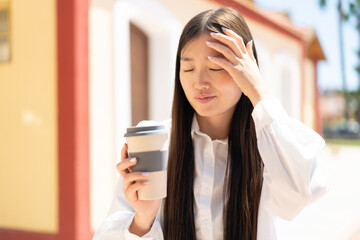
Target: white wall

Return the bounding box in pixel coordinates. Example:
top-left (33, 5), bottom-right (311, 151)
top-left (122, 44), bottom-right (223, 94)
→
top-left (252, 38), bottom-right (273, 92)
top-left (89, 0), bottom-right (117, 231)
top-left (274, 50), bottom-right (301, 119)
top-left (113, 0), bottom-right (181, 124)
top-left (247, 18), bottom-right (302, 120)
top-left (157, 0), bottom-right (219, 25)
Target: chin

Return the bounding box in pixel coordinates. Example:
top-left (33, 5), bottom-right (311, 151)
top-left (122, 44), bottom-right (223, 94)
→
top-left (193, 108), bottom-right (218, 118)
top-left (193, 104), bottom-right (237, 120)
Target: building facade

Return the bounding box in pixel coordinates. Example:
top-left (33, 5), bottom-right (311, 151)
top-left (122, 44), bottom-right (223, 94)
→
top-left (0, 0), bottom-right (325, 239)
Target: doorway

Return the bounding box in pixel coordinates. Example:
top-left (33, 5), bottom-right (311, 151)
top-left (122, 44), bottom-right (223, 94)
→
top-left (130, 23), bottom-right (149, 126)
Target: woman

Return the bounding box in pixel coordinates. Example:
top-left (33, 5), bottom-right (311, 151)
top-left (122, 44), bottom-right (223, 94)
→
top-left (93, 7), bottom-right (327, 240)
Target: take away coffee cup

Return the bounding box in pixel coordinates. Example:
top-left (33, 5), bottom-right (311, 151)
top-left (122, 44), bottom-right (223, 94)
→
top-left (124, 125), bottom-right (169, 200)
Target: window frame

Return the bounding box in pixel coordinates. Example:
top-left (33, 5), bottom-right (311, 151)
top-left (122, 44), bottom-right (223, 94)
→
top-left (0, 1), bottom-right (11, 63)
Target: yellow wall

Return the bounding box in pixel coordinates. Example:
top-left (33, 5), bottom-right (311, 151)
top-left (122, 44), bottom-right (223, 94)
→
top-left (0, 0), bottom-right (58, 233)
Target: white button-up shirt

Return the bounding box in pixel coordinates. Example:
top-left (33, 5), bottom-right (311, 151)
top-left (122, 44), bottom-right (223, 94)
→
top-left (93, 98), bottom-right (327, 240)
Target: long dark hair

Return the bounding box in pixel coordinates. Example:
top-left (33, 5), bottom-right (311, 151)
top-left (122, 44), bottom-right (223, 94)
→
top-left (163, 8), bottom-right (264, 240)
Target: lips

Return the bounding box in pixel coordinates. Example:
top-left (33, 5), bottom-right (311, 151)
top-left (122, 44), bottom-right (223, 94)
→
top-left (195, 94), bottom-right (216, 104)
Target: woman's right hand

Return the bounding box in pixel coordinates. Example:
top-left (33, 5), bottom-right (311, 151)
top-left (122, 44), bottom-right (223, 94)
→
top-left (116, 143), bottom-right (161, 236)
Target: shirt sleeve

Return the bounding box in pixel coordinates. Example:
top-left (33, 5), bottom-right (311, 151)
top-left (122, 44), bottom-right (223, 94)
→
top-left (92, 176), bottom-right (164, 240)
top-left (252, 98), bottom-right (328, 220)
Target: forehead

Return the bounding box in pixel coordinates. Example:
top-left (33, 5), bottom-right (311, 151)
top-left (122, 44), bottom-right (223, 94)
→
top-left (180, 33), bottom-right (222, 58)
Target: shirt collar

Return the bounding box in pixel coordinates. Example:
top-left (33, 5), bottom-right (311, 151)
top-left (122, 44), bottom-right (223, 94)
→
top-left (191, 115), bottom-right (228, 145)
top-left (191, 115), bottom-right (201, 138)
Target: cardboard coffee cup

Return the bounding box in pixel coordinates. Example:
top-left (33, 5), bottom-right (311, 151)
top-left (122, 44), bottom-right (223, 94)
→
top-left (124, 125), bottom-right (169, 200)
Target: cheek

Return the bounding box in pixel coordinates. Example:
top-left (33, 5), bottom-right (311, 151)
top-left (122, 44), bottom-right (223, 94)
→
top-left (233, 88), bottom-right (243, 102)
top-left (220, 78), bottom-right (242, 101)
top-left (179, 75), bottom-right (190, 95)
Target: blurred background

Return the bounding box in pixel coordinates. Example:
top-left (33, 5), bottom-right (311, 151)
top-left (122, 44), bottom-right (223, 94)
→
top-left (0, 0), bottom-right (359, 239)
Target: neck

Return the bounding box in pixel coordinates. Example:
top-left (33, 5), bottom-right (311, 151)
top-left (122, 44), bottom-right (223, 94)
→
top-left (196, 112), bottom-right (233, 140)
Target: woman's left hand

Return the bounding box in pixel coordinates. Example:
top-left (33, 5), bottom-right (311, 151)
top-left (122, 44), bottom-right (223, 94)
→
top-left (206, 27), bottom-right (270, 106)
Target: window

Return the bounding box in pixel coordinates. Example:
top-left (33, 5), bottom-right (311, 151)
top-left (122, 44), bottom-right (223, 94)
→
top-left (0, 4), bottom-right (10, 63)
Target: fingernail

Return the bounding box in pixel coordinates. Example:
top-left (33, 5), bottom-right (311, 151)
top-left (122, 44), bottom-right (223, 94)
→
top-left (130, 158), bottom-right (136, 162)
top-left (143, 180), bottom-right (150, 185)
top-left (142, 172), bottom-right (149, 176)
top-left (222, 27), bottom-right (228, 32)
top-left (207, 56), bottom-right (213, 60)
top-left (210, 32), bottom-right (217, 36)
top-left (249, 40), bottom-right (253, 47)
top-left (206, 41), bottom-right (212, 45)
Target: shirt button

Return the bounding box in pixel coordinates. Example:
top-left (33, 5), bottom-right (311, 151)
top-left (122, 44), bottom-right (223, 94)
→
top-left (202, 219), bottom-right (210, 226)
top-left (202, 187), bottom-right (210, 196)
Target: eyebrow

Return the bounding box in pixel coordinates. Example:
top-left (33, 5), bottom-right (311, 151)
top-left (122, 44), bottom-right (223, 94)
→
top-left (180, 53), bottom-right (224, 61)
top-left (180, 57), bottom-right (193, 61)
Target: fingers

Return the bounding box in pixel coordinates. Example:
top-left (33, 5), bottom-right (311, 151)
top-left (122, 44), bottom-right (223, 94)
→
top-left (123, 171), bottom-right (149, 192)
top-left (246, 40), bottom-right (257, 64)
top-left (210, 32), bottom-right (243, 58)
top-left (207, 55), bottom-right (235, 73)
top-left (118, 143), bottom-right (151, 204)
top-left (125, 180), bottom-right (150, 203)
top-left (119, 143), bottom-right (134, 176)
top-left (209, 28), bottom-right (255, 63)
top-left (121, 143), bottom-right (129, 161)
top-left (123, 172), bottom-right (150, 203)
top-left (207, 28), bottom-right (257, 76)
top-left (221, 27), bottom-right (247, 55)
top-left (206, 41), bottom-right (238, 65)
top-left (116, 157), bottom-right (137, 177)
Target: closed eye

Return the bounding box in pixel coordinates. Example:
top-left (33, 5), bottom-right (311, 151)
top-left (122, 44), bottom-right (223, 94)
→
top-left (210, 68), bottom-right (223, 72)
top-left (184, 69), bottom-right (193, 72)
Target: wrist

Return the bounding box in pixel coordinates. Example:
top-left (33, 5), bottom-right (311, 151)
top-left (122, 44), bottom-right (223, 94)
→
top-left (129, 213), bottom-right (155, 236)
top-left (247, 86), bottom-right (271, 107)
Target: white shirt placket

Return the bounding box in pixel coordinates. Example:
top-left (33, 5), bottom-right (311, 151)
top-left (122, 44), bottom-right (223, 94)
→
top-left (199, 135), bottom-right (215, 240)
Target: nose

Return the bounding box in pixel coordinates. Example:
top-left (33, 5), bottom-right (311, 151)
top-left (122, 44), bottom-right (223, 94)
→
top-left (193, 69), bottom-right (210, 90)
